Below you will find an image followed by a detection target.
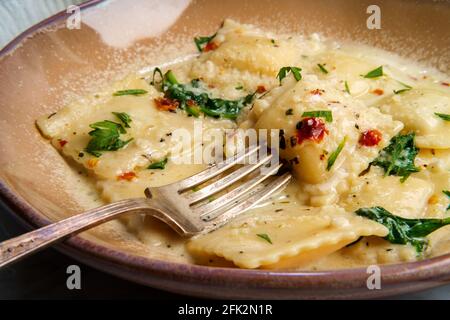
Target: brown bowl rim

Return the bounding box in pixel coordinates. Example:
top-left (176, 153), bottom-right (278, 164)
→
top-left (1, 0), bottom-right (450, 297)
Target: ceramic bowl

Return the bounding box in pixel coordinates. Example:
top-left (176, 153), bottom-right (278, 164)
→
top-left (0, 0), bottom-right (449, 299)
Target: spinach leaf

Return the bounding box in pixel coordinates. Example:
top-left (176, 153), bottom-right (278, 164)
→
top-left (153, 70), bottom-right (255, 120)
top-left (371, 133), bottom-right (420, 182)
top-left (356, 206), bottom-right (450, 253)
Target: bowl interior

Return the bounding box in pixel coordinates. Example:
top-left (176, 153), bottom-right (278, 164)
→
top-left (0, 0), bottom-right (449, 269)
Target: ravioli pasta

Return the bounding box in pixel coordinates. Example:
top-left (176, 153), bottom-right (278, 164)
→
top-left (37, 20), bottom-right (450, 270)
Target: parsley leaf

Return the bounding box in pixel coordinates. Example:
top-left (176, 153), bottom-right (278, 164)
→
top-left (371, 133), bottom-right (420, 182)
top-left (112, 112), bottom-right (132, 128)
top-left (327, 137), bottom-right (347, 171)
top-left (362, 66), bottom-right (383, 78)
top-left (148, 158), bottom-right (168, 170)
top-left (276, 66), bottom-right (302, 84)
top-left (256, 233), bottom-right (273, 244)
top-left (356, 206), bottom-right (450, 253)
top-left (302, 110), bottom-right (333, 122)
top-left (113, 89), bottom-right (148, 96)
top-left (435, 113), bottom-right (450, 121)
top-left (317, 63), bottom-right (329, 74)
top-left (194, 33), bottom-right (217, 52)
top-left (85, 120), bottom-right (132, 157)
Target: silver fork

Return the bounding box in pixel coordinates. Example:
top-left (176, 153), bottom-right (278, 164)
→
top-left (0, 145), bottom-right (291, 268)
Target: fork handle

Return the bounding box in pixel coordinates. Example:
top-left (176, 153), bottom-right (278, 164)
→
top-left (0, 198), bottom-right (152, 269)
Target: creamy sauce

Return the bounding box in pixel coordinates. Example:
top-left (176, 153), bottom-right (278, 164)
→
top-left (37, 20), bottom-right (450, 270)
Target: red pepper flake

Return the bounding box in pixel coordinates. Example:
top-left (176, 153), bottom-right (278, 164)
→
top-left (117, 172), bottom-right (137, 181)
top-left (296, 118), bottom-right (329, 145)
top-left (256, 85), bottom-right (267, 94)
top-left (441, 82), bottom-right (449, 87)
top-left (372, 88), bottom-right (384, 96)
top-left (310, 89), bottom-right (325, 95)
top-left (154, 97), bottom-right (179, 111)
top-left (87, 159), bottom-right (99, 168)
top-left (203, 42), bottom-right (218, 52)
top-left (359, 129), bottom-right (382, 147)
top-left (58, 139), bottom-right (68, 148)
top-left (187, 99), bottom-right (196, 106)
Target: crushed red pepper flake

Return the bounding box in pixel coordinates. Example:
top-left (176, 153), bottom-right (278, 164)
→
top-left (296, 117), bottom-right (329, 145)
top-left (441, 82), bottom-right (449, 87)
top-left (359, 129), bottom-right (382, 147)
top-left (117, 171), bottom-right (137, 181)
top-left (203, 42), bottom-right (218, 52)
top-left (187, 99), bottom-right (196, 106)
top-left (154, 97), bottom-right (179, 111)
top-left (372, 88), bottom-right (384, 95)
top-left (58, 139), bottom-right (68, 148)
top-left (256, 85), bottom-right (267, 94)
top-left (310, 89), bottom-right (325, 95)
top-left (87, 159), bottom-right (99, 168)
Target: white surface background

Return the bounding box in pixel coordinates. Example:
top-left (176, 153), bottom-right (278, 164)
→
top-left (0, 0), bottom-right (448, 300)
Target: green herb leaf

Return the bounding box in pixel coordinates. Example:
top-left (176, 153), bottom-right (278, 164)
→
top-left (362, 66), bottom-right (383, 78)
top-left (112, 112), bottom-right (132, 128)
top-left (235, 85), bottom-right (244, 90)
top-left (317, 63), bottom-right (329, 74)
top-left (85, 120), bottom-right (132, 157)
top-left (151, 67), bottom-right (164, 87)
top-left (371, 133), bottom-right (420, 182)
top-left (302, 110), bottom-right (333, 122)
top-left (164, 70), bottom-right (179, 86)
top-left (393, 88), bottom-right (412, 94)
top-left (444, 190), bottom-right (450, 211)
top-left (393, 81), bottom-right (412, 94)
top-left (113, 89), bottom-right (148, 96)
top-left (256, 233), bottom-right (273, 244)
top-left (356, 206), bottom-right (450, 253)
top-left (344, 81), bottom-right (351, 94)
top-left (159, 72), bottom-right (255, 120)
top-left (327, 137), bottom-right (347, 171)
top-left (148, 158), bottom-right (168, 170)
top-left (435, 113), bottom-right (450, 121)
top-left (194, 33), bottom-right (217, 52)
top-left (276, 66), bottom-right (302, 84)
